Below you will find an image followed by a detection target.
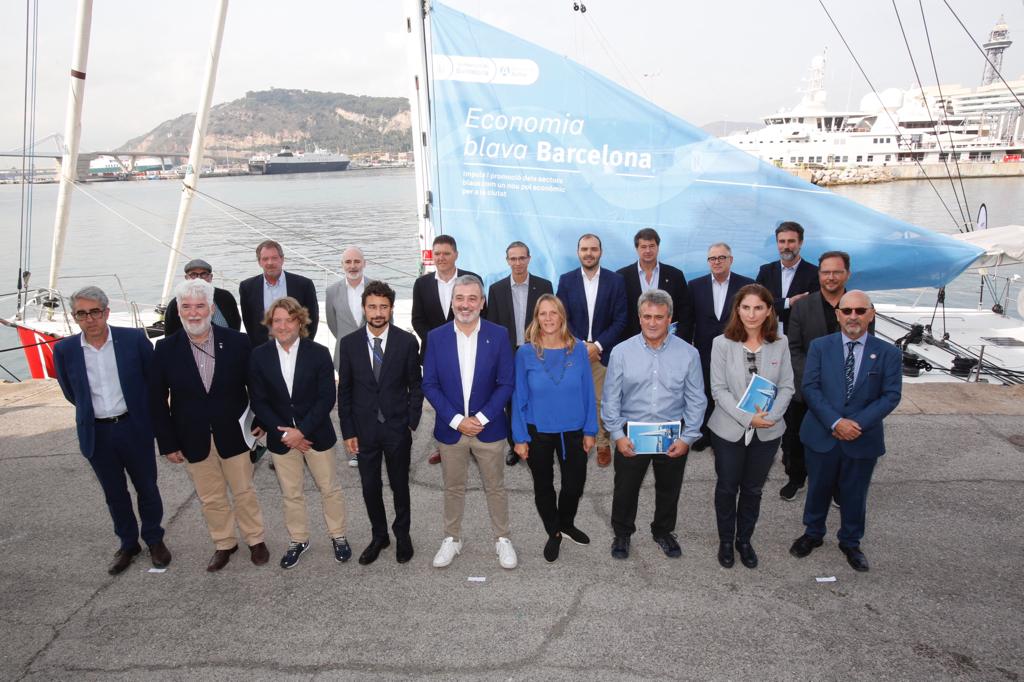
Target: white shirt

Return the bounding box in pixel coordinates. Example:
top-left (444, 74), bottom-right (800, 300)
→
top-left (711, 273), bottom-right (731, 320)
top-left (81, 331), bottom-right (127, 418)
top-left (581, 267), bottom-right (600, 343)
top-left (346, 277), bottom-right (366, 326)
top-left (447, 320), bottom-right (490, 430)
top-left (637, 261), bottom-right (660, 294)
top-left (780, 259), bottom-right (801, 307)
top-left (366, 324), bottom-right (389, 366)
top-left (275, 338), bottom-right (299, 397)
top-left (436, 271), bottom-right (458, 320)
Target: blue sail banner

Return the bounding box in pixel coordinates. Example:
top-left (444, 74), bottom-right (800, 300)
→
top-left (426, 3), bottom-right (983, 290)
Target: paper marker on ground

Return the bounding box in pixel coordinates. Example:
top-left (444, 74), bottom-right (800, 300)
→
top-left (815, 576), bottom-right (837, 583)
top-left (468, 576), bottom-right (487, 582)
top-left (147, 568), bottom-right (168, 574)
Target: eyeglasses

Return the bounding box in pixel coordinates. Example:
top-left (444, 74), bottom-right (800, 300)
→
top-left (838, 307), bottom-right (870, 316)
top-left (185, 271), bottom-right (212, 280)
top-left (73, 308), bottom-right (104, 321)
top-left (707, 255), bottom-right (730, 263)
top-left (820, 270), bottom-right (847, 277)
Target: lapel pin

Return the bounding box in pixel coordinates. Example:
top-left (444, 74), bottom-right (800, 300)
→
top-left (869, 353), bottom-right (876, 359)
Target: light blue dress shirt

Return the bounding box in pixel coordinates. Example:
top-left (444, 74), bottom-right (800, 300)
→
top-left (262, 271), bottom-right (287, 314)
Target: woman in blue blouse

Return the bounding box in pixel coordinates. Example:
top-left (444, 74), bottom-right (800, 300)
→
top-left (512, 294), bottom-right (597, 562)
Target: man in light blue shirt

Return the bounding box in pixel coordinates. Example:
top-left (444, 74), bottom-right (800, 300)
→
top-left (602, 289), bottom-right (705, 560)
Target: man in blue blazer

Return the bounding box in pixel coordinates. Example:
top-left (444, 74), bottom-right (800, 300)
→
top-left (150, 279), bottom-right (269, 572)
top-left (248, 296), bottom-right (351, 569)
top-left (422, 275), bottom-right (517, 570)
top-left (53, 286), bottom-right (170, 575)
top-left (686, 242), bottom-right (754, 450)
top-left (790, 291), bottom-right (902, 572)
top-left (556, 233), bottom-right (627, 467)
top-left (755, 221), bottom-right (819, 333)
top-left (239, 239), bottom-right (319, 347)
top-left (338, 281), bottom-right (423, 566)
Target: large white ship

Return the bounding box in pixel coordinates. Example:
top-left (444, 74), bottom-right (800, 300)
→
top-left (725, 18), bottom-right (1024, 170)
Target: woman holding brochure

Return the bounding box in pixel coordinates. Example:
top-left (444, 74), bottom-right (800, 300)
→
top-left (512, 294), bottom-right (597, 563)
top-left (708, 284), bottom-right (794, 569)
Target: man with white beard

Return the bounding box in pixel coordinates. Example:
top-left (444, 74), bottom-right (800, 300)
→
top-left (150, 278), bottom-right (270, 572)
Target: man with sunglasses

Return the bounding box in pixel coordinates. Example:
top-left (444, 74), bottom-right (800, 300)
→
top-left (161, 259), bottom-right (241, 337)
top-left (54, 286), bottom-right (171, 575)
top-left (790, 290), bottom-right (902, 573)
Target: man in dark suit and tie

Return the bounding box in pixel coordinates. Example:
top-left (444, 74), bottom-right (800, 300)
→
top-left (248, 296), bottom-right (351, 569)
top-left (685, 242), bottom-right (754, 451)
top-left (53, 286), bottom-right (171, 575)
top-left (422, 275), bottom-right (517, 570)
top-left (557, 233), bottom-right (627, 467)
top-left (485, 240), bottom-right (553, 466)
top-left (239, 239), bottom-right (319, 347)
top-left (790, 291), bottom-right (902, 572)
top-left (150, 278), bottom-right (269, 572)
top-left (755, 221), bottom-right (819, 334)
top-left (162, 259), bottom-right (241, 337)
top-left (617, 228), bottom-right (693, 342)
top-left (338, 281), bottom-right (423, 566)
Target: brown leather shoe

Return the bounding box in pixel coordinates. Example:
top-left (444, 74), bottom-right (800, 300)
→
top-left (428, 450), bottom-right (442, 465)
top-left (148, 540), bottom-right (172, 568)
top-left (249, 542), bottom-right (270, 565)
top-left (597, 446), bottom-right (612, 468)
top-left (207, 545), bottom-right (239, 572)
top-left (108, 546), bottom-right (141, 575)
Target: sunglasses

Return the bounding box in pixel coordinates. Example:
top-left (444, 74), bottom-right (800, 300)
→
top-left (837, 307), bottom-right (870, 316)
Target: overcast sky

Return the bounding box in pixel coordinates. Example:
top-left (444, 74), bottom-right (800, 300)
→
top-left (2, 0), bottom-right (1022, 152)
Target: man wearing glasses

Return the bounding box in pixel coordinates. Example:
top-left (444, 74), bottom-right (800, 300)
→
top-left (162, 259), bottom-right (241, 336)
top-left (685, 243), bottom-right (754, 451)
top-left (790, 291), bottom-right (901, 573)
top-left (485, 241), bottom-right (553, 466)
top-left (53, 286), bottom-right (171, 575)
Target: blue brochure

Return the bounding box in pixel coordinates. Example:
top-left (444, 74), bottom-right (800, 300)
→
top-left (627, 421), bottom-right (682, 455)
top-left (737, 374), bottom-right (778, 414)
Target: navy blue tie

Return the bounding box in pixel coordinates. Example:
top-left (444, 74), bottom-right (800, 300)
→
top-left (845, 341), bottom-right (858, 400)
top-left (373, 337), bottom-right (385, 422)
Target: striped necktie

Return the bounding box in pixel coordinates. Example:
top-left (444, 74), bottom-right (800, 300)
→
top-left (845, 341), bottom-right (858, 400)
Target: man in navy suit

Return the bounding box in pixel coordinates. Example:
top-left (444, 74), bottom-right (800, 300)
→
top-left (239, 239), bottom-right (319, 347)
top-left (755, 221), bottom-right (819, 334)
top-left (686, 242), bottom-right (754, 450)
top-left (150, 279), bottom-right (269, 572)
top-left (338, 281), bottom-right (423, 566)
top-left (617, 228), bottom-right (693, 342)
top-left (556, 233), bottom-right (627, 467)
top-left (790, 291), bottom-right (902, 572)
top-left (248, 296), bottom-right (351, 569)
top-left (53, 286), bottom-right (171, 575)
top-left (422, 276), bottom-right (517, 570)
top-left (485, 240), bottom-right (553, 466)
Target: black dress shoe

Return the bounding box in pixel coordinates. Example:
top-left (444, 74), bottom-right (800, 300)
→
top-left (396, 536), bottom-right (414, 564)
top-left (544, 534), bottom-right (562, 563)
top-left (839, 544), bottom-right (870, 572)
top-left (789, 534), bottom-right (824, 558)
top-left (559, 525), bottom-right (591, 545)
top-left (108, 546), bottom-right (141, 575)
top-left (611, 535), bottom-right (630, 559)
top-left (736, 541), bottom-right (758, 568)
top-left (249, 542), bottom-right (270, 565)
top-left (717, 541), bottom-right (735, 568)
top-left (505, 449), bottom-right (518, 466)
top-left (653, 533), bottom-right (682, 558)
top-left (207, 545), bottom-right (239, 572)
top-left (148, 540), bottom-right (172, 568)
top-left (779, 481), bottom-right (803, 501)
top-left (358, 537), bottom-right (391, 565)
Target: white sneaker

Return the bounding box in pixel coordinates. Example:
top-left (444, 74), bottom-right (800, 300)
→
top-left (432, 536), bottom-right (462, 568)
top-left (496, 537), bottom-right (518, 569)
top-left (348, 455), bottom-right (358, 468)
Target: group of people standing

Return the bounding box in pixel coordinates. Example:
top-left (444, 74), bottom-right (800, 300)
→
top-left (53, 222), bottom-right (902, 578)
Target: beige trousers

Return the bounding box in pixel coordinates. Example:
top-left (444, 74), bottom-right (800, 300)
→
top-left (272, 446), bottom-right (347, 543)
top-left (439, 435), bottom-right (509, 540)
top-left (591, 358), bottom-right (610, 449)
top-left (186, 440), bottom-right (265, 550)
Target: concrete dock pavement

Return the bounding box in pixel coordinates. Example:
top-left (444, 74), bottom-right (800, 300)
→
top-left (1, 380), bottom-right (1022, 680)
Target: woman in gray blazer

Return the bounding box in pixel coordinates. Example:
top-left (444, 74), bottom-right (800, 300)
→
top-left (708, 284), bottom-right (794, 569)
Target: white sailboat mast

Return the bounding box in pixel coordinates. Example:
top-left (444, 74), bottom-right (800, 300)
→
top-left (403, 0), bottom-right (436, 274)
top-left (46, 0), bottom-right (93, 294)
top-left (159, 0), bottom-right (229, 305)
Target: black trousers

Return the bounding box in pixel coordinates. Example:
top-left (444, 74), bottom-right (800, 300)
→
top-left (356, 421), bottom-right (412, 541)
top-left (710, 431), bottom-right (780, 543)
top-left (782, 400), bottom-right (808, 486)
top-left (610, 448), bottom-right (687, 538)
top-left (88, 417), bottom-right (165, 550)
top-left (524, 425), bottom-right (588, 536)
top-left (699, 361), bottom-right (714, 438)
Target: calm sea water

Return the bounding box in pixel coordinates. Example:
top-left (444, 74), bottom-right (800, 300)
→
top-left (0, 170), bottom-right (1021, 380)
